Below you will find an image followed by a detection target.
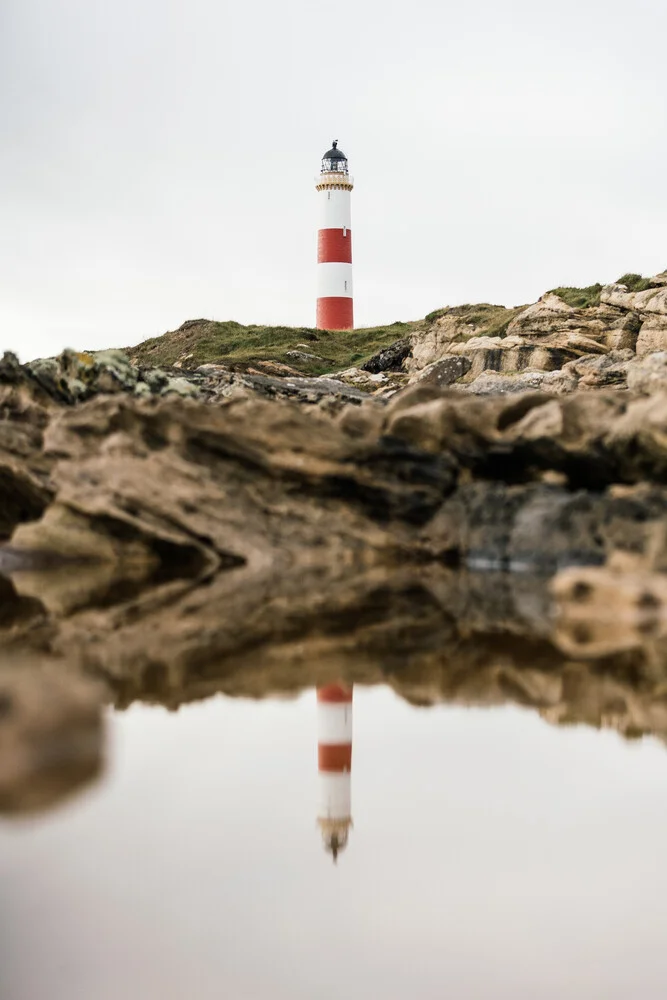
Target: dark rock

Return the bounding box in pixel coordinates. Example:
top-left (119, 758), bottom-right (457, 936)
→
top-left (361, 338), bottom-right (411, 373)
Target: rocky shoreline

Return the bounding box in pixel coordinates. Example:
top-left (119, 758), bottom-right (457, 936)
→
top-left (4, 273), bottom-right (667, 814)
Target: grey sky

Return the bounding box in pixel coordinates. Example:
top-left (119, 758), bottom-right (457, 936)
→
top-left (2, 0), bottom-right (666, 360)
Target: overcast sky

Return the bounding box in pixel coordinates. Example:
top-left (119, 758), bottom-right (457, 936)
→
top-left (2, 0), bottom-right (666, 361)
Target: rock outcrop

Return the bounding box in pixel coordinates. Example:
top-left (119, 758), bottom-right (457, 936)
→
top-left (398, 271), bottom-right (667, 396)
top-left (8, 270), bottom-right (667, 817)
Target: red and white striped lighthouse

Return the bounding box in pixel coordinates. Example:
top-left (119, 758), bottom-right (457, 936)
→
top-left (316, 684), bottom-right (353, 862)
top-left (316, 140), bottom-right (354, 331)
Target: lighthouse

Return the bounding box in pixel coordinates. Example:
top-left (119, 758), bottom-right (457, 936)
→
top-left (316, 141), bottom-right (354, 331)
top-left (316, 684), bottom-right (353, 862)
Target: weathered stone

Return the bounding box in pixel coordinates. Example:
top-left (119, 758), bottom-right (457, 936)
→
top-left (416, 355), bottom-right (472, 387)
top-left (162, 376), bottom-right (201, 398)
top-left (249, 361), bottom-right (306, 378)
top-left (285, 350), bottom-right (331, 365)
top-left (626, 352), bottom-right (667, 394)
top-left (362, 338), bottom-right (411, 373)
top-left (327, 366), bottom-right (391, 390)
top-left (462, 370), bottom-right (555, 395)
top-left (601, 283), bottom-right (667, 315)
top-left (560, 351), bottom-right (633, 389)
top-left (635, 318), bottom-right (667, 356)
top-left (505, 293), bottom-right (628, 351)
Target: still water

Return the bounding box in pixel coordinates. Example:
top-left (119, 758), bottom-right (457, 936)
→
top-left (3, 687), bottom-right (667, 999)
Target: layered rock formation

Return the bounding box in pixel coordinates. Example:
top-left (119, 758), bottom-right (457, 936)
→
top-left (6, 271), bottom-right (667, 815)
top-left (368, 271), bottom-right (667, 395)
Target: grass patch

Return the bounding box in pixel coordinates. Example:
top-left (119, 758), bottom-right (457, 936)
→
top-left (126, 319), bottom-right (416, 376)
top-left (548, 284), bottom-right (603, 309)
top-left (616, 273), bottom-right (652, 293)
top-left (127, 303), bottom-right (532, 376)
top-left (424, 303), bottom-right (524, 338)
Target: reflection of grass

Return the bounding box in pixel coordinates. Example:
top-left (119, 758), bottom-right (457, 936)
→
top-left (549, 284), bottom-right (603, 309)
top-left (616, 273), bottom-right (653, 293)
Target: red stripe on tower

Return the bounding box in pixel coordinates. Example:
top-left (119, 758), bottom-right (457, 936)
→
top-left (318, 229), bottom-right (353, 264)
top-left (315, 140), bottom-right (354, 331)
top-left (316, 682), bottom-right (353, 863)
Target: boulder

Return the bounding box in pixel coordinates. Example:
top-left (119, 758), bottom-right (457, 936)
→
top-left (361, 338), bottom-right (411, 373)
top-left (447, 335), bottom-right (581, 380)
top-left (415, 355), bottom-right (472, 387)
top-left (506, 293), bottom-right (627, 350)
top-left (560, 351), bottom-right (633, 389)
top-left (635, 317), bottom-right (667, 355)
top-left (626, 352), bottom-right (667, 394)
top-left (462, 370), bottom-right (555, 396)
top-left (601, 283), bottom-right (667, 315)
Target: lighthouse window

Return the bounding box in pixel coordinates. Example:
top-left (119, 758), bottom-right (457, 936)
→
top-left (344, 280), bottom-right (348, 290)
top-left (328, 192), bottom-right (331, 200)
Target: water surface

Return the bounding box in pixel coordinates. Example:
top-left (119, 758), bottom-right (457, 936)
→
top-left (2, 688), bottom-right (667, 999)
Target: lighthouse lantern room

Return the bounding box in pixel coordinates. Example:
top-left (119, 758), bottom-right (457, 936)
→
top-left (315, 140), bottom-right (354, 331)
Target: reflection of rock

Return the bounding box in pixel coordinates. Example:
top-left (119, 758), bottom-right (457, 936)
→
top-left (552, 562), bottom-right (667, 658)
top-left (7, 559), bottom-right (667, 752)
top-left (9, 322), bottom-right (667, 786)
top-left (0, 657), bottom-right (104, 815)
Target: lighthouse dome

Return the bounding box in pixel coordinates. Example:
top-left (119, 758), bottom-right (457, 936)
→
top-left (321, 140), bottom-right (348, 174)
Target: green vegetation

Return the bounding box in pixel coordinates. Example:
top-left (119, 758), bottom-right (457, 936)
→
top-left (128, 302), bottom-right (531, 375)
top-left (616, 273), bottom-right (652, 293)
top-left (549, 284), bottom-right (603, 309)
top-left (424, 303), bottom-right (524, 338)
top-left (127, 319), bottom-right (415, 376)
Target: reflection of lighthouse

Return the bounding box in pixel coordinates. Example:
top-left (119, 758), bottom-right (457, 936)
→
top-left (316, 684), bottom-right (353, 862)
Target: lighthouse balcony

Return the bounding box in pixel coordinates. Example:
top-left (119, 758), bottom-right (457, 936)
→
top-left (315, 172), bottom-right (354, 191)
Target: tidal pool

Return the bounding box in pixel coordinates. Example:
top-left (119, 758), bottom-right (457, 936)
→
top-left (2, 687), bottom-right (667, 999)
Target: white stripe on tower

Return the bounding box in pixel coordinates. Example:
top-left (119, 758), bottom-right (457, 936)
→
top-left (315, 140), bottom-right (354, 331)
top-left (316, 683), bottom-right (353, 863)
